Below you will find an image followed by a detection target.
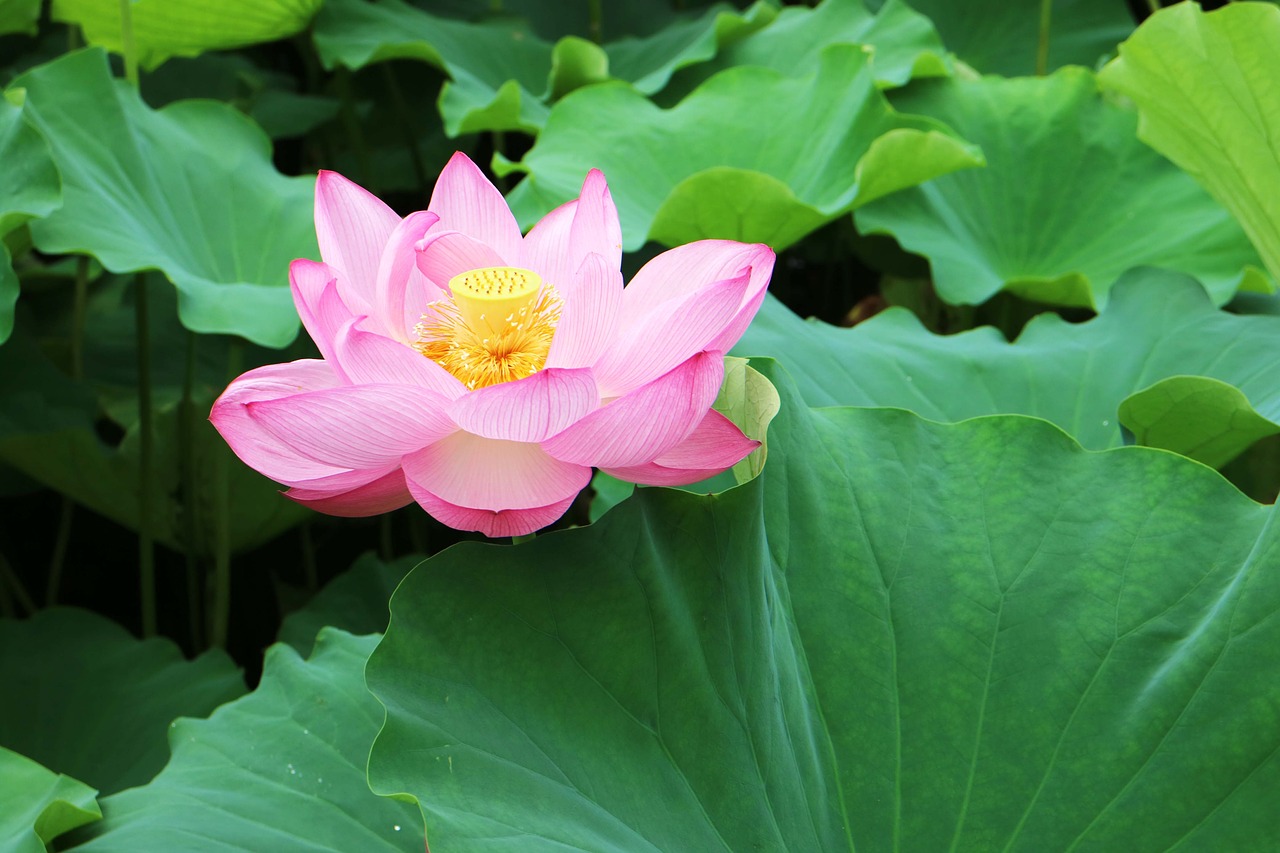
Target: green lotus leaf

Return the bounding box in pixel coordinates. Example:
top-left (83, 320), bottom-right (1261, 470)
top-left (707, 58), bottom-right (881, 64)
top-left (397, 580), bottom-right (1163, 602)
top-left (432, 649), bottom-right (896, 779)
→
top-left (0, 748), bottom-right (100, 853)
top-left (1099, 1), bottom-right (1280, 290)
top-left (0, 90), bottom-right (60, 345)
top-left (855, 68), bottom-right (1269, 309)
top-left (0, 608), bottom-right (245, 795)
top-left (65, 631), bottom-right (423, 852)
top-left (662, 0), bottom-right (951, 101)
top-left (868, 0), bottom-right (1134, 76)
top-left (502, 44), bottom-right (982, 251)
top-left (736, 267), bottom-right (1280, 469)
top-left (50, 0), bottom-right (322, 71)
top-left (277, 552), bottom-right (419, 655)
top-left (0, 0), bottom-right (39, 37)
top-left (13, 48), bottom-right (315, 348)
top-left (366, 362), bottom-right (1280, 849)
top-left (314, 0), bottom-right (775, 136)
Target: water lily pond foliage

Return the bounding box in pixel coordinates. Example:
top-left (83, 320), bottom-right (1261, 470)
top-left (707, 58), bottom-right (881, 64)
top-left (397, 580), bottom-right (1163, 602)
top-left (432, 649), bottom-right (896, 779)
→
top-left (2, 0), bottom-right (1279, 850)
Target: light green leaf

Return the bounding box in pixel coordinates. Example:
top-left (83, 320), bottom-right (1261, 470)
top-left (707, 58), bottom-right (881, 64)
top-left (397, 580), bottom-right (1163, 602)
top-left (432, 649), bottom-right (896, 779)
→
top-left (0, 608), bottom-right (245, 795)
top-left (50, 0), bottom-right (322, 70)
top-left (868, 0), bottom-right (1134, 76)
top-left (713, 356), bottom-right (779, 484)
top-left (277, 552), bottom-right (419, 655)
top-left (0, 90), bottom-right (61, 344)
top-left (736, 268), bottom-right (1280, 468)
top-left (0, 748), bottom-right (100, 853)
top-left (1099, 1), bottom-right (1280, 289)
top-left (67, 631), bottom-right (423, 852)
top-left (367, 362), bottom-right (1280, 849)
top-left (502, 44), bottom-right (982, 251)
top-left (0, 0), bottom-right (39, 37)
top-left (14, 48), bottom-right (315, 348)
top-left (856, 68), bottom-right (1268, 309)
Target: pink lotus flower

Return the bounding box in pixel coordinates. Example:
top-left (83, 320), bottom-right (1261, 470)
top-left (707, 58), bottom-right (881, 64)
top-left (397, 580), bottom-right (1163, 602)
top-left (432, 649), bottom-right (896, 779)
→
top-left (211, 153), bottom-right (775, 536)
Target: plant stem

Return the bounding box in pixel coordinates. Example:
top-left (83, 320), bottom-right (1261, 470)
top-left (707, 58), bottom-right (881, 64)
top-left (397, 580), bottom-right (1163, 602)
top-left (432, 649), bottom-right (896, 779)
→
top-left (47, 257), bottom-right (90, 605)
top-left (334, 69), bottom-right (373, 186)
top-left (118, 0), bottom-right (139, 87)
top-left (135, 275), bottom-right (156, 637)
top-left (379, 514), bottom-right (394, 562)
top-left (1035, 0), bottom-right (1052, 77)
top-left (207, 341), bottom-right (241, 649)
top-left (587, 0), bottom-right (602, 44)
top-left (380, 64), bottom-right (429, 197)
top-left (511, 533), bottom-right (536, 545)
top-left (180, 330), bottom-right (204, 649)
top-left (300, 521), bottom-right (318, 594)
top-left (1145, 0), bottom-right (1161, 14)
top-left (0, 551), bottom-right (36, 616)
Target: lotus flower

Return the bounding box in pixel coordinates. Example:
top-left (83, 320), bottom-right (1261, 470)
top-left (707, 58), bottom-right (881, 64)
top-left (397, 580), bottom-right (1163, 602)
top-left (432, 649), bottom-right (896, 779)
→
top-left (211, 153), bottom-right (775, 536)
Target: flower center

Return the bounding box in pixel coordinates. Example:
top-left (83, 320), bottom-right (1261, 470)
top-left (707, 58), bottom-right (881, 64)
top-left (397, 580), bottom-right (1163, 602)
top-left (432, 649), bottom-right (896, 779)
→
top-left (413, 266), bottom-right (561, 390)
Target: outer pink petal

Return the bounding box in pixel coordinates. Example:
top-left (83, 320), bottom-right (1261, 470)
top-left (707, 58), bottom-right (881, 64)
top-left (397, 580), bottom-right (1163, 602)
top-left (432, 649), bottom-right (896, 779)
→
top-left (448, 367), bottom-right (598, 443)
top-left (402, 431), bottom-right (591, 511)
top-left (409, 487), bottom-right (575, 537)
top-left (568, 169), bottom-right (622, 273)
top-left (375, 210), bottom-right (442, 342)
top-left (210, 359), bottom-right (346, 484)
top-left (621, 240), bottom-right (773, 320)
top-left (601, 410), bottom-right (758, 486)
top-left (545, 253), bottom-right (623, 370)
top-left (591, 272), bottom-right (748, 398)
top-left (247, 384), bottom-right (457, 470)
top-left (333, 319), bottom-right (467, 399)
top-left (290, 259), bottom-right (354, 366)
top-left (285, 468), bottom-right (414, 517)
top-left (428, 152), bottom-right (522, 264)
top-left (541, 350), bottom-right (724, 468)
top-left (314, 171), bottom-right (400, 313)
top-left (415, 230), bottom-right (507, 292)
top-left (521, 197), bottom-right (577, 287)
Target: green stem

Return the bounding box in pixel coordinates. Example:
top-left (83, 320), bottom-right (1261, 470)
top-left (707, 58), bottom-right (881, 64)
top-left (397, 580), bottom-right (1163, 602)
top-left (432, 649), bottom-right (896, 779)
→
top-left (492, 131), bottom-right (508, 192)
top-left (380, 64), bottom-right (429, 197)
top-left (118, 0), bottom-right (139, 87)
top-left (47, 257), bottom-right (90, 605)
top-left (1035, 0), bottom-right (1051, 77)
top-left (511, 533), bottom-right (536, 545)
top-left (587, 0), bottom-right (602, 44)
top-left (207, 341), bottom-right (241, 649)
top-left (334, 68), bottom-right (373, 186)
top-left (180, 330), bottom-right (203, 649)
top-left (135, 276), bottom-right (156, 637)
top-left (379, 514), bottom-right (394, 562)
top-left (300, 521), bottom-right (318, 594)
top-left (0, 550), bottom-right (36, 616)
top-left (1145, 0), bottom-right (1160, 13)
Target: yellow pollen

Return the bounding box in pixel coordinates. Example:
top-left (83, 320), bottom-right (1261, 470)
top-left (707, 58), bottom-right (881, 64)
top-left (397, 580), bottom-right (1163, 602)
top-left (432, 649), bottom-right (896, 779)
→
top-left (413, 266), bottom-right (561, 390)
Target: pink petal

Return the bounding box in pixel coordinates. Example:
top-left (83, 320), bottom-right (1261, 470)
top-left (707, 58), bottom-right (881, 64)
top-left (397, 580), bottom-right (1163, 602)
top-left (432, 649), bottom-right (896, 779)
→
top-left (314, 171), bottom-right (400, 314)
top-left (428, 152), bottom-right (522, 265)
top-left (545, 253), bottom-right (623, 370)
top-left (449, 367), bottom-right (598, 443)
top-left (541, 350), bottom-right (724, 468)
top-left (285, 468), bottom-right (414, 517)
top-left (602, 410), bottom-right (758, 486)
top-left (415, 230), bottom-right (507, 293)
top-left (375, 210), bottom-right (443, 342)
top-left (622, 240), bottom-right (773, 320)
top-left (591, 272), bottom-right (748, 398)
top-left (705, 248), bottom-right (776, 353)
top-left (247, 384), bottom-right (457, 470)
top-left (568, 169), bottom-right (622, 274)
top-left (409, 487), bottom-right (576, 537)
top-left (333, 318), bottom-right (467, 399)
top-left (402, 431), bottom-right (591, 511)
top-left (290, 259), bottom-right (354, 366)
top-left (521, 198), bottom-right (577, 288)
top-left (210, 360), bottom-right (347, 484)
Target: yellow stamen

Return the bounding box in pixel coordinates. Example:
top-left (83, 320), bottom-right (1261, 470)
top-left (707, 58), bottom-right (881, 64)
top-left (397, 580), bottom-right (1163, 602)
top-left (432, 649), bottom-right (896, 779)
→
top-left (413, 266), bottom-right (561, 390)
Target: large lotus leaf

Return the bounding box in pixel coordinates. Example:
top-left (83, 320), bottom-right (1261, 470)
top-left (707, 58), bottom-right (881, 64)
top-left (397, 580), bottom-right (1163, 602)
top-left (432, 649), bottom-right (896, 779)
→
top-left (50, 0), bottom-right (322, 71)
top-left (662, 0), bottom-right (951, 101)
top-left (0, 608), bottom-right (245, 795)
top-left (869, 0), bottom-right (1134, 76)
top-left (0, 90), bottom-right (60, 344)
top-left (501, 44), bottom-right (982, 251)
top-left (366, 362), bottom-right (1280, 849)
top-left (736, 268), bottom-right (1280, 468)
top-left (0, 748), bottom-right (100, 853)
top-left (0, 0), bottom-right (39, 36)
top-left (313, 0), bottom-right (774, 136)
top-left (66, 630), bottom-right (423, 852)
top-left (277, 552), bottom-right (420, 655)
top-left (1099, 1), bottom-right (1280, 291)
top-left (13, 48), bottom-right (315, 348)
top-left (855, 68), bottom-right (1268, 309)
